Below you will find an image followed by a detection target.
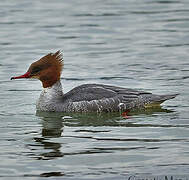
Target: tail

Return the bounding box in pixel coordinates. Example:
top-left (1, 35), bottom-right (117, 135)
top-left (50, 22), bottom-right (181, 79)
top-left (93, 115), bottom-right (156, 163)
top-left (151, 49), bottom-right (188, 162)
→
top-left (144, 93), bottom-right (179, 108)
top-left (159, 93), bottom-right (179, 103)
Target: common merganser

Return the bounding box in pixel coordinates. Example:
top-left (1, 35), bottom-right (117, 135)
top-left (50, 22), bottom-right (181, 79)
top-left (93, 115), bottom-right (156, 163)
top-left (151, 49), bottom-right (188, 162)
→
top-left (11, 51), bottom-right (178, 112)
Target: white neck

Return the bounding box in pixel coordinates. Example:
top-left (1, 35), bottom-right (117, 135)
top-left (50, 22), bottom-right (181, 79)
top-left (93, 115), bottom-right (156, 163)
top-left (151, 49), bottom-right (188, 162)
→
top-left (42, 80), bottom-right (63, 98)
top-left (36, 80), bottom-right (64, 111)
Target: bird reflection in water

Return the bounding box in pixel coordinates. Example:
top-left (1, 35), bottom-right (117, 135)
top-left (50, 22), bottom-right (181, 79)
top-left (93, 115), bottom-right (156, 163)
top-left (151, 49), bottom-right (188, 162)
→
top-left (37, 112), bottom-right (64, 138)
top-left (33, 111), bottom-right (64, 160)
top-left (33, 107), bottom-right (174, 161)
top-left (36, 106), bottom-right (174, 130)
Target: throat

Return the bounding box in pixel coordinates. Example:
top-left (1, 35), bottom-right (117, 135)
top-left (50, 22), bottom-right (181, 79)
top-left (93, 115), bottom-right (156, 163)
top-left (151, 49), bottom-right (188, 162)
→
top-left (41, 77), bottom-right (59, 88)
top-left (41, 80), bottom-right (63, 100)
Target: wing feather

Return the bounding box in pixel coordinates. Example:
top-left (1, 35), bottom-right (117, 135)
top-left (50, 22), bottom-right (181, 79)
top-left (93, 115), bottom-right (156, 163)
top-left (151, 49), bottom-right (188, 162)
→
top-left (62, 84), bottom-right (152, 112)
top-left (61, 84), bottom-right (177, 112)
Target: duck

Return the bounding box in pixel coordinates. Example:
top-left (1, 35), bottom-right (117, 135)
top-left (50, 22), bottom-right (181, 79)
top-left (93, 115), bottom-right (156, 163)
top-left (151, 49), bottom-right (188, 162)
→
top-left (11, 51), bottom-right (178, 112)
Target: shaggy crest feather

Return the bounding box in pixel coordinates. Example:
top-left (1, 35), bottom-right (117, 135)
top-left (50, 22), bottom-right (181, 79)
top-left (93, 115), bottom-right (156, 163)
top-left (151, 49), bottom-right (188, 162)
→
top-left (33, 50), bottom-right (63, 72)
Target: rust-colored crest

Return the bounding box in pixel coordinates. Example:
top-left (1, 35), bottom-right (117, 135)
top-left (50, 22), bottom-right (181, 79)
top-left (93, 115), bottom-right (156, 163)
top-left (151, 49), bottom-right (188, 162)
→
top-left (29, 50), bottom-right (63, 74)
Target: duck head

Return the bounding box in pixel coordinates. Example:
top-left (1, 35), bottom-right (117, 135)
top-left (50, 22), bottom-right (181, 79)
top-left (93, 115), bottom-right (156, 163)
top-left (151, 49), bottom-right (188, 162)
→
top-left (11, 51), bottom-right (63, 88)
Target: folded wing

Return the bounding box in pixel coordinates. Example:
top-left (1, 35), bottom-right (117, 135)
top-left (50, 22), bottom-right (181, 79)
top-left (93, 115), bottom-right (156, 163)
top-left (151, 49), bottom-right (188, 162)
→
top-left (63, 84), bottom-right (160, 112)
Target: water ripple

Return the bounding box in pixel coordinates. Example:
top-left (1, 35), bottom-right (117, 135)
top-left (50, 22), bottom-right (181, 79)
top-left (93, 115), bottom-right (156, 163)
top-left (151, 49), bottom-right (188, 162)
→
top-left (1, 0), bottom-right (189, 178)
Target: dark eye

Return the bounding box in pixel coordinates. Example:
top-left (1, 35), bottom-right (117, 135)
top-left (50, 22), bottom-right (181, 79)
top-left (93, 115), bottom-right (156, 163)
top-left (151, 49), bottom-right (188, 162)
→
top-left (31, 66), bottom-right (42, 74)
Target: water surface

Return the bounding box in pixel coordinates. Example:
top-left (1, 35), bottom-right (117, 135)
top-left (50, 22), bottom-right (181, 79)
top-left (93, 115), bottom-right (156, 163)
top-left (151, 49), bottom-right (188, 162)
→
top-left (0, 0), bottom-right (189, 179)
